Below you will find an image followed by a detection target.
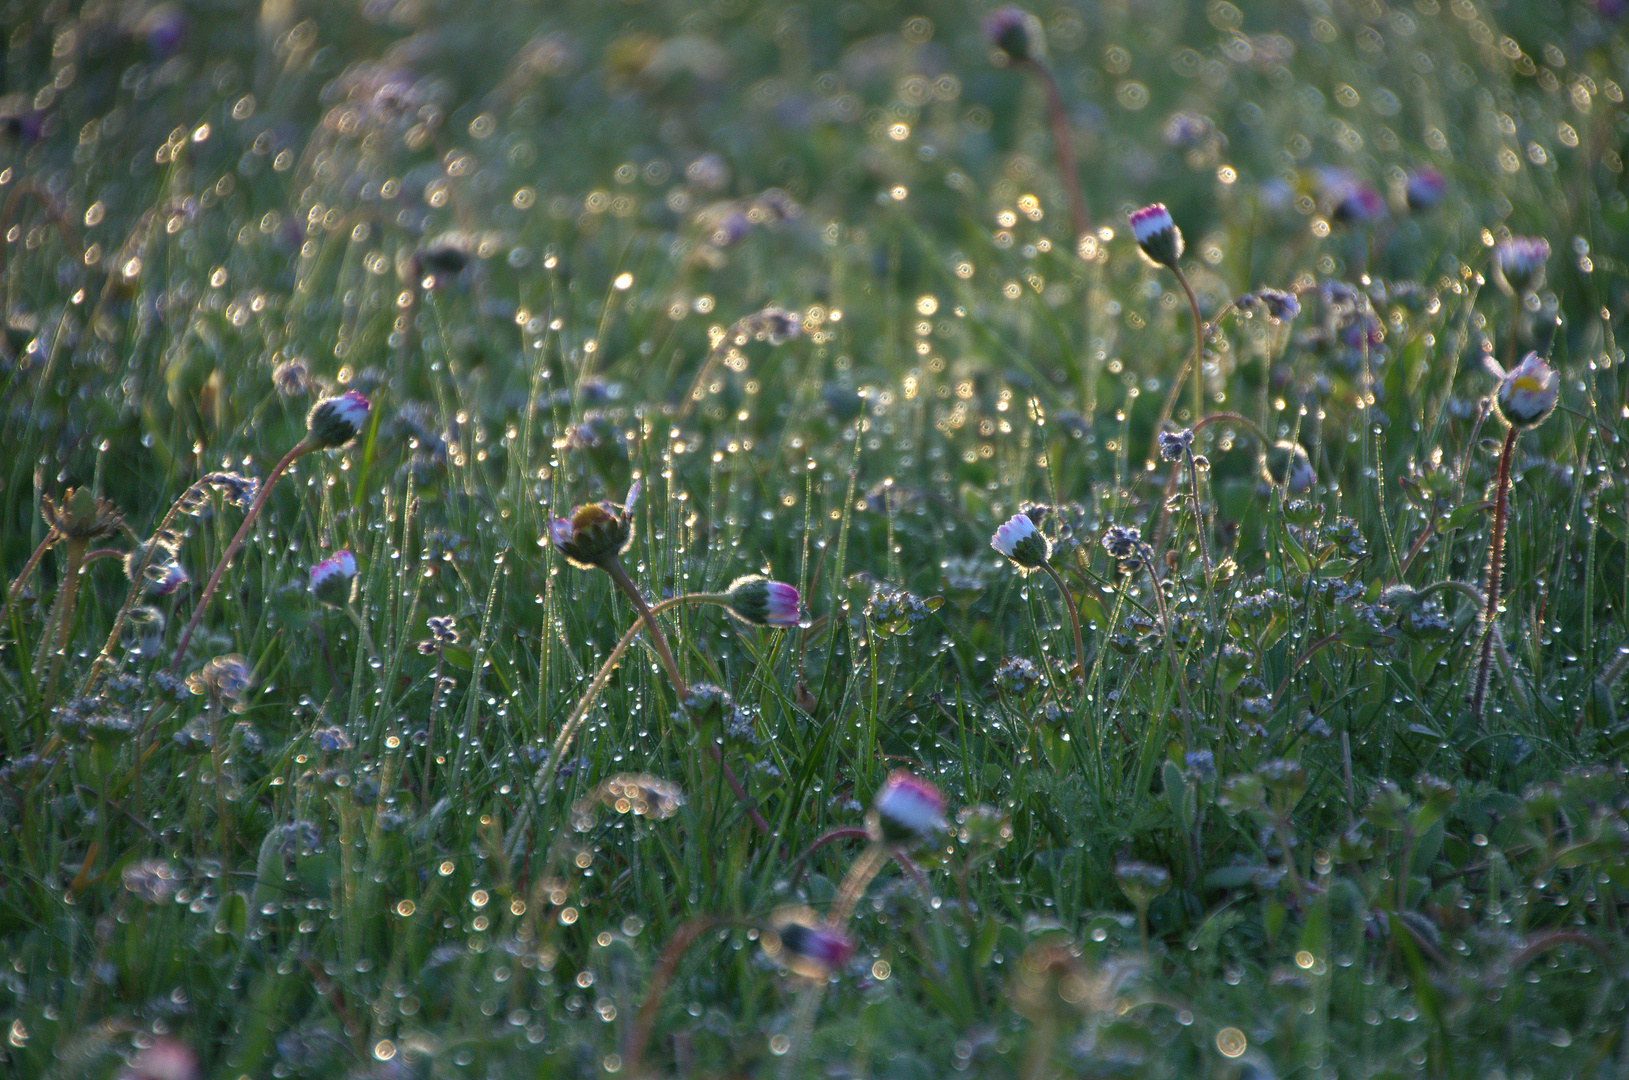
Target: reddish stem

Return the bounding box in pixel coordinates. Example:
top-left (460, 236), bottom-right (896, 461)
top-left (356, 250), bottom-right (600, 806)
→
top-left (171, 442), bottom-right (308, 671)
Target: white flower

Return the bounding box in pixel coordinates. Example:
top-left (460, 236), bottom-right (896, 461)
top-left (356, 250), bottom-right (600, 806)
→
top-left (1491, 352), bottom-right (1559, 429)
top-left (991, 513), bottom-right (1050, 571)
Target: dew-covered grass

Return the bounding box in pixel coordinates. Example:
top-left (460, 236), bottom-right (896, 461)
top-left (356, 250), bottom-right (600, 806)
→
top-left (3, 0), bottom-right (1629, 1077)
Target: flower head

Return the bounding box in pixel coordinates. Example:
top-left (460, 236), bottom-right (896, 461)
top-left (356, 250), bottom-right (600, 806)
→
top-left (1404, 167), bottom-right (1447, 211)
top-left (1157, 427), bottom-right (1194, 463)
top-left (117, 1038), bottom-right (199, 1080)
top-left (1249, 287), bottom-right (1301, 324)
top-left (763, 906), bottom-right (854, 980)
top-left (724, 575), bottom-right (803, 627)
top-left (1101, 524), bottom-right (1143, 562)
top-left (547, 482), bottom-right (640, 570)
top-left (1491, 352), bottom-right (1559, 429)
top-left (1129, 203), bottom-right (1183, 268)
top-left (418, 614), bottom-right (460, 654)
top-left (304, 389), bottom-right (371, 450)
top-left (309, 549), bottom-right (357, 606)
top-left (1492, 236), bottom-right (1550, 297)
top-left (187, 654), bottom-right (251, 712)
top-left (985, 5), bottom-right (1042, 64)
top-left (991, 513), bottom-right (1050, 572)
top-left (867, 769), bottom-right (948, 846)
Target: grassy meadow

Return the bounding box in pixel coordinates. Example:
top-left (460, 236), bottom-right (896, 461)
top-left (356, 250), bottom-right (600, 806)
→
top-left (3, 0), bottom-right (1629, 1076)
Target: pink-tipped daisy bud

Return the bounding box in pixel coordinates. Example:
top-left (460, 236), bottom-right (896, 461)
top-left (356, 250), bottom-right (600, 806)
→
top-left (547, 483), bottom-right (639, 570)
top-left (145, 559), bottom-right (190, 597)
top-left (985, 5), bottom-right (1043, 64)
top-left (724, 575), bottom-right (803, 627)
top-left (1263, 441), bottom-right (1316, 494)
top-left (1129, 203), bottom-right (1183, 268)
top-left (309, 549), bottom-right (358, 606)
top-left (867, 769), bottom-right (948, 846)
top-left (991, 513), bottom-right (1050, 572)
top-left (118, 1038), bottom-right (199, 1080)
top-left (1404, 167), bottom-right (1446, 211)
top-left (1493, 352), bottom-right (1559, 429)
top-left (1492, 236), bottom-right (1550, 297)
top-left (763, 906), bottom-right (854, 980)
top-left (304, 389), bottom-right (371, 450)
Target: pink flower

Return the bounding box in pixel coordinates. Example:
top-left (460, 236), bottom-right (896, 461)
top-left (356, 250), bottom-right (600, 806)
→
top-left (1128, 203), bottom-right (1182, 267)
top-left (765, 906), bottom-right (854, 980)
top-left (868, 769), bottom-right (948, 845)
top-left (305, 389), bottom-right (371, 449)
top-left (724, 575), bottom-right (803, 627)
top-left (309, 549), bottom-right (357, 605)
top-left (1492, 236), bottom-right (1550, 296)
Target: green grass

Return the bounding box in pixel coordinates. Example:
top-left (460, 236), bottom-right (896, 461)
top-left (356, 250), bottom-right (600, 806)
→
top-left (2, 0), bottom-right (1628, 1076)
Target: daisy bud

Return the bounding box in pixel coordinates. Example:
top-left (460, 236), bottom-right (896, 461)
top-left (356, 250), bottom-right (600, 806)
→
top-left (867, 769), bottom-right (948, 846)
top-left (1493, 352), bottom-right (1559, 429)
top-left (1492, 236), bottom-right (1550, 297)
top-left (1250, 288), bottom-right (1301, 324)
top-left (1129, 203), bottom-right (1183, 268)
top-left (309, 550), bottom-right (357, 606)
top-left (724, 575), bottom-right (803, 627)
top-left (1404, 167), bottom-right (1446, 211)
top-left (304, 389), bottom-right (371, 450)
top-left (763, 907), bottom-right (854, 980)
top-left (985, 5), bottom-right (1043, 64)
top-left (1157, 428), bottom-right (1194, 462)
top-left (991, 513), bottom-right (1050, 572)
top-left (145, 559), bottom-right (190, 597)
top-left (547, 483), bottom-right (640, 570)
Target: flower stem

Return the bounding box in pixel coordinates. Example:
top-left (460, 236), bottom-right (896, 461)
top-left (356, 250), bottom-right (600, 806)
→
top-left (38, 536), bottom-right (88, 710)
top-left (519, 592), bottom-right (769, 845)
top-left (603, 557), bottom-right (687, 698)
top-left (1039, 562), bottom-right (1086, 685)
top-left (1150, 266), bottom-right (1207, 464)
top-left (171, 443), bottom-right (308, 672)
top-left (1024, 59), bottom-right (1092, 245)
top-left (1472, 427), bottom-right (1519, 724)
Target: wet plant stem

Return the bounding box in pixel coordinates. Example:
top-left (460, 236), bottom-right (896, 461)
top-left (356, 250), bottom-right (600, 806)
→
top-left (603, 557), bottom-right (687, 698)
top-left (522, 591), bottom-right (770, 840)
top-left (422, 649), bottom-right (446, 805)
top-left (172, 442), bottom-right (310, 672)
top-left (1150, 266), bottom-right (1208, 464)
top-left (2, 528), bottom-right (59, 638)
top-left (1022, 59), bottom-right (1091, 246)
top-left (37, 535), bottom-right (88, 710)
top-left (1472, 427), bottom-right (1518, 725)
top-left (1038, 562), bottom-right (1086, 686)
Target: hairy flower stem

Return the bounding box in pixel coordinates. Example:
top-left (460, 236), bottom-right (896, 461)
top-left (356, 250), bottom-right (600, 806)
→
top-left (1021, 59), bottom-right (1092, 245)
top-left (422, 650), bottom-right (446, 805)
top-left (624, 916), bottom-right (726, 1072)
top-left (1038, 562), bottom-right (1087, 686)
top-left (1150, 266), bottom-right (1208, 463)
top-left (603, 557), bottom-right (687, 698)
top-left (82, 478), bottom-right (222, 699)
top-left (37, 535), bottom-right (88, 709)
top-left (172, 443), bottom-right (309, 672)
top-left (522, 592), bottom-right (770, 841)
top-left (1472, 427), bottom-right (1519, 724)
top-left (2, 528), bottom-right (58, 640)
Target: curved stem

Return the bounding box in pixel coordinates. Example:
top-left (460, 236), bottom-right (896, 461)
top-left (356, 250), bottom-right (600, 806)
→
top-left (1025, 60), bottom-right (1091, 245)
top-left (1039, 562), bottom-right (1087, 686)
top-left (39, 537), bottom-right (88, 709)
top-left (1193, 411), bottom-right (1272, 448)
top-left (1149, 266), bottom-right (1207, 465)
top-left (625, 916), bottom-right (727, 1072)
top-left (1472, 427), bottom-right (1519, 724)
top-left (829, 843), bottom-right (890, 926)
top-left (518, 592), bottom-right (769, 847)
top-left (2, 528), bottom-right (59, 636)
top-left (603, 557), bottom-right (687, 698)
top-left (171, 442), bottom-right (309, 672)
